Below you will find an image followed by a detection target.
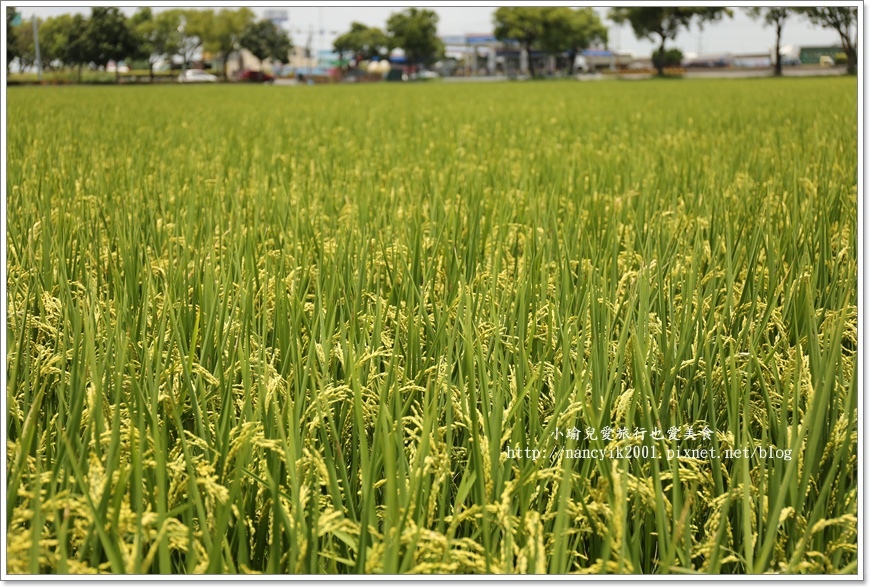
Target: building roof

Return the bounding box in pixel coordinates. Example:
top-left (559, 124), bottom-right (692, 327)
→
top-left (440, 33), bottom-right (501, 45)
top-left (582, 49), bottom-right (614, 58)
top-left (466, 34), bottom-right (498, 44)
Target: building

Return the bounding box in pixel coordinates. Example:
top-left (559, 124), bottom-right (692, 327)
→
top-left (682, 53), bottom-right (734, 68)
top-left (441, 34), bottom-right (502, 76)
top-left (799, 45), bottom-right (845, 65)
top-left (439, 33), bottom-right (628, 76)
top-left (223, 46), bottom-right (328, 79)
top-left (285, 46), bottom-right (319, 76)
top-left (776, 44), bottom-right (802, 66)
top-left (577, 49), bottom-right (633, 71)
top-left (224, 49), bottom-right (261, 78)
top-left (732, 53), bottom-right (771, 68)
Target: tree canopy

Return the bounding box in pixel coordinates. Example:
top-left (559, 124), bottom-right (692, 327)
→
top-left (171, 9), bottom-right (209, 69)
top-left (12, 16), bottom-right (37, 71)
top-left (198, 8), bottom-right (255, 79)
top-left (494, 7), bottom-right (607, 76)
top-left (6, 7), bottom-right (19, 74)
top-left (130, 8), bottom-right (181, 80)
top-left (40, 13), bottom-right (90, 75)
top-left (334, 22), bottom-right (389, 62)
top-left (493, 7), bottom-right (545, 75)
top-left (800, 7), bottom-right (858, 74)
top-left (241, 19), bottom-right (292, 66)
top-left (386, 8), bottom-right (443, 68)
top-left (609, 7), bottom-right (731, 75)
top-left (86, 7), bottom-right (138, 80)
top-left (538, 8), bottom-right (608, 72)
top-left (12, 13), bottom-right (92, 74)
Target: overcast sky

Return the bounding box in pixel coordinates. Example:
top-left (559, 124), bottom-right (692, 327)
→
top-left (16, 5), bottom-right (848, 58)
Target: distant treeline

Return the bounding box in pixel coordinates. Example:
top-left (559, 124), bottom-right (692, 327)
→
top-left (5, 6), bottom-right (858, 83)
top-left (5, 7), bottom-right (291, 82)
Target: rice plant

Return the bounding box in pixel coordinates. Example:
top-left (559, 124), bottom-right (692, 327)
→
top-left (5, 78), bottom-right (858, 574)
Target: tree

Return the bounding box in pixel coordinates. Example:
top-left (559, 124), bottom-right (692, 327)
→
top-left (565, 8), bottom-right (608, 74)
top-left (745, 8), bottom-right (793, 77)
top-left (240, 19), bottom-right (292, 68)
top-left (39, 14), bottom-right (91, 80)
top-left (13, 16), bottom-right (37, 72)
top-left (652, 47), bottom-right (683, 69)
top-left (183, 9), bottom-right (214, 69)
top-left (386, 8), bottom-right (443, 70)
top-left (537, 8), bottom-right (576, 73)
top-left (32, 15), bottom-right (60, 70)
top-left (334, 22), bottom-right (389, 64)
top-left (86, 7), bottom-right (138, 82)
top-left (38, 16), bottom-right (68, 69)
top-left (164, 9), bottom-right (202, 70)
top-left (62, 14), bottom-right (91, 82)
top-left (608, 7), bottom-right (731, 76)
top-left (199, 8), bottom-right (255, 79)
top-left (131, 7), bottom-right (180, 82)
top-left (493, 7), bottom-right (545, 76)
top-left (800, 7), bottom-right (858, 75)
top-left (7, 7), bottom-right (19, 75)
top-left (538, 7), bottom-right (608, 75)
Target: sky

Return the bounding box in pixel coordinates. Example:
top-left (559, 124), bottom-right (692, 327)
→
top-left (14, 5), bottom-right (848, 59)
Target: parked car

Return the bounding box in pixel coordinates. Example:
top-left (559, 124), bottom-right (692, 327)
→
top-left (178, 69), bottom-right (218, 83)
top-left (236, 69), bottom-right (275, 83)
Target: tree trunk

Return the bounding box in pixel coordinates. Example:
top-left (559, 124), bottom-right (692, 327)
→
top-left (149, 61), bottom-right (154, 83)
top-left (567, 49), bottom-right (577, 75)
top-left (656, 35), bottom-right (666, 76)
top-left (844, 37), bottom-right (857, 75)
top-left (223, 53), bottom-right (229, 80)
top-left (774, 22), bottom-right (783, 77)
top-left (115, 65), bottom-right (120, 84)
top-left (525, 43), bottom-right (535, 77)
top-left (846, 45), bottom-right (857, 75)
top-left (78, 64), bottom-right (82, 83)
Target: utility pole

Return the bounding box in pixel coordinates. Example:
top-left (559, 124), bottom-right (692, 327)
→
top-left (307, 24), bottom-right (313, 78)
top-left (32, 14), bottom-right (42, 82)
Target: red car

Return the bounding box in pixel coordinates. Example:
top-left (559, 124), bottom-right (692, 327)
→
top-left (236, 70), bottom-right (275, 83)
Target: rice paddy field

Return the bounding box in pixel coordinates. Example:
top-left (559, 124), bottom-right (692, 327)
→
top-left (5, 78), bottom-right (858, 575)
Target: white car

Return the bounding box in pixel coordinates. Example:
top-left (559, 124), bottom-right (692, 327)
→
top-left (178, 69), bottom-right (218, 83)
